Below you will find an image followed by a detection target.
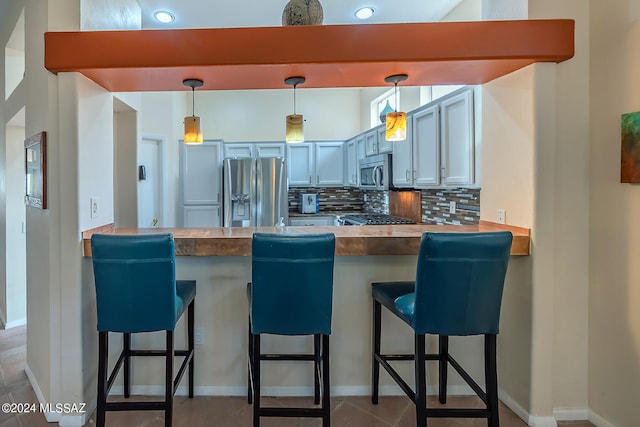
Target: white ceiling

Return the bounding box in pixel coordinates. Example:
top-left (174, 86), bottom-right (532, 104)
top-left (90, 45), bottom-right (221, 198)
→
top-left (136, 0), bottom-right (464, 29)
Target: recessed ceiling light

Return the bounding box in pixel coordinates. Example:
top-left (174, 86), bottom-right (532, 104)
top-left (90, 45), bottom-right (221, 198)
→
top-left (355, 7), bottom-right (374, 20)
top-left (154, 11), bottom-right (175, 24)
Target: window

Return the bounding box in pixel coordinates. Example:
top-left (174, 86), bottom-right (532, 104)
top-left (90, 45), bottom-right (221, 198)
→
top-left (370, 88), bottom-right (398, 128)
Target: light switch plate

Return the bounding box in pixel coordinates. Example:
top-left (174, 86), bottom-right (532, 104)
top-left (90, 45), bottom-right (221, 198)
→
top-left (90, 197), bottom-right (99, 219)
top-left (496, 209), bottom-right (506, 224)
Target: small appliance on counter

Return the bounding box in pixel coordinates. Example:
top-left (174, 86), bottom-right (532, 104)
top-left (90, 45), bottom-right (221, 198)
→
top-left (300, 193), bottom-right (319, 214)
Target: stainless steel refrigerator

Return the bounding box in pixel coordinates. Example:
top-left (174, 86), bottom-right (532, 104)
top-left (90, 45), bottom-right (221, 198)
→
top-left (223, 157), bottom-right (288, 227)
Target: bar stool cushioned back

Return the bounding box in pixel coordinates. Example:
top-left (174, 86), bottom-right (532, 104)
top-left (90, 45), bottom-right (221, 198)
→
top-left (92, 233), bottom-right (194, 333)
top-left (248, 232), bottom-right (335, 427)
top-left (91, 233), bottom-right (196, 427)
top-left (371, 231), bottom-right (512, 427)
top-left (250, 232), bottom-right (335, 335)
top-left (400, 231), bottom-right (512, 336)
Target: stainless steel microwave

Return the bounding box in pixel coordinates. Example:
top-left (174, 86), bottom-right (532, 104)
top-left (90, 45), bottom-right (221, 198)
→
top-left (359, 154), bottom-right (390, 190)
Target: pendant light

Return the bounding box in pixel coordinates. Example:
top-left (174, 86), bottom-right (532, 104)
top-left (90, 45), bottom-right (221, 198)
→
top-left (285, 76), bottom-right (305, 143)
top-left (384, 74), bottom-right (408, 142)
top-left (183, 78), bottom-right (204, 144)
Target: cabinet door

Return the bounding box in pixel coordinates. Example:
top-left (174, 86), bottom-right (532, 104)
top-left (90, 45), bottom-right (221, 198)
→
top-left (346, 139), bottom-right (358, 186)
top-left (440, 89), bottom-right (474, 185)
top-left (224, 143), bottom-right (252, 158)
top-left (182, 141), bottom-right (222, 204)
top-left (315, 142), bottom-right (345, 186)
top-left (256, 143), bottom-right (285, 158)
top-left (356, 135), bottom-right (366, 186)
top-left (287, 143), bottom-right (314, 186)
top-left (377, 125), bottom-right (393, 154)
top-left (183, 205), bottom-right (220, 227)
top-left (412, 105), bottom-right (440, 187)
top-left (289, 216), bottom-right (335, 226)
top-left (365, 130), bottom-right (378, 156)
top-left (392, 117), bottom-right (414, 187)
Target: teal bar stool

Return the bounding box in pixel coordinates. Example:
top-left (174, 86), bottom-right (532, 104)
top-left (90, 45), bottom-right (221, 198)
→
top-left (91, 233), bottom-right (196, 427)
top-left (247, 232), bottom-right (336, 427)
top-left (371, 231), bottom-right (513, 427)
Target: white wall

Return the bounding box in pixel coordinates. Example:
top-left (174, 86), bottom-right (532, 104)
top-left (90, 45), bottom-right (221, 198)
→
top-left (5, 123), bottom-right (25, 326)
top-left (589, 1), bottom-right (640, 426)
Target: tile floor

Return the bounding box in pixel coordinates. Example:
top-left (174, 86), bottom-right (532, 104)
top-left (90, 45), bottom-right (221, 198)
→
top-left (0, 326), bottom-right (595, 427)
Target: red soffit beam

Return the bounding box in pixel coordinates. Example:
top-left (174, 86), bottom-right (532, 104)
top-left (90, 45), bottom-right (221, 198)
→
top-left (45, 20), bottom-right (574, 92)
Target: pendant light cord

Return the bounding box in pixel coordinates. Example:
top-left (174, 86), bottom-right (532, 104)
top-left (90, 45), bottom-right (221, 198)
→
top-left (293, 83), bottom-right (297, 114)
top-left (394, 82), bottom-right (398, 113)
top-left (191, 87), bottom-right (195, 117)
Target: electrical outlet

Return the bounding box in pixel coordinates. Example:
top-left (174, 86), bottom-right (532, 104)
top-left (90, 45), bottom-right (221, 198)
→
top-left (496, 209), bottom-right (506, 224)
top-left (194, 327), bottom-right (204, 345)
top-left (449, 201), bottom-right (456, 214)
top-left (90, 197), bottom-right (99, 219)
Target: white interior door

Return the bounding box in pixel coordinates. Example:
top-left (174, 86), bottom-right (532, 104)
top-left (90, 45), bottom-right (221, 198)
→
top-left (138, 136), bottom-right (163, 227)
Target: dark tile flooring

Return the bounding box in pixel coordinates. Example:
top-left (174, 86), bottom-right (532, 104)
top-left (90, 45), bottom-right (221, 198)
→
top-left (0, 326), bottom-right (595, 427)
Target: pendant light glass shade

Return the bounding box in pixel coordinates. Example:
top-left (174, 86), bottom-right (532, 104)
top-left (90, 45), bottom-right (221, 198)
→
top-left (386, 112), bottom-right (407, 141)
top-left (284, 76), bottom-right (305, 143)
top-left (183, 78), bottom-right (204, 145)
top-left (286, 114), bottom-right (304, 143)
top-left (184, 116), bottom-right (203, 144)
top-left (384, 74), bottom-right (408, 142)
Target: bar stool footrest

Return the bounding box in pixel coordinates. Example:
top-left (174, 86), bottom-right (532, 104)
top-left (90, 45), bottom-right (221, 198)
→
top-left (259, 407), bottom-right (326, 418)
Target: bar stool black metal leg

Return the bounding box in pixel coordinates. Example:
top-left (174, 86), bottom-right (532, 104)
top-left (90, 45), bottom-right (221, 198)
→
top-left (371, 300), bottom-right (381, 404)
top-left (252, 334), bottom-right (261, 427)
top-left (322, 334), bottom-right (330, 427)
top-left (165, 331), bottom-right (174, 427)
top-left (188, 300), bottom-right (195, 398)
top-left (439, 335), bottom-right (449, 404)
top-left (414, 333), bottom-right (427, 427)
top-left (314, 334), bottom-right (321, 405)
top-left (248, 318), bottom-right (253, 404)
top-left (96, 331), bottom-right (108, 427)
top-left (123, 332), bottom-right (131, 398)
top-left (485, 334), bottom-right (499, 427)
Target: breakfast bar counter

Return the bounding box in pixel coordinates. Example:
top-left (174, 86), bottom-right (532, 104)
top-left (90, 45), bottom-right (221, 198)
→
top-left (82, 221), bottom-right (530, 257)
top-left (80, 220), bottom-right (531, 399)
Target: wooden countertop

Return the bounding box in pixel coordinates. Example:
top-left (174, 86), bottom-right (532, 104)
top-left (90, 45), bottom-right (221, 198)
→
top-left (82, 221), bottom-right (529, 257)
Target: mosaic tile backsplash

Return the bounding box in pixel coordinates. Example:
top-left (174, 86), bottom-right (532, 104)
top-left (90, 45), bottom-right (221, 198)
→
top-left (288, 186), bottom-right (480, 225)
top-left (421, 188), bottom-right (480, 225)
top-left (289, 187), bottom-right (365, 213)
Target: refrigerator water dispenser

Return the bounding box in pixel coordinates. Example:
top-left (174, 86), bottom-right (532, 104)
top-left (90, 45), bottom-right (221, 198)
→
top-left (231, 194), bottom-right (251, 221)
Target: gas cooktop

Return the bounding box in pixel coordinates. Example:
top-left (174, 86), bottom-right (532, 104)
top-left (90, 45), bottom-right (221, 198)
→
top-left (340, 214), bottom-right (417, 226)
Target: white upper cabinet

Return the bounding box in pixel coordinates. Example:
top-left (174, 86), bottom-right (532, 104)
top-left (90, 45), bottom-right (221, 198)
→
top-left (255, 143), bottom-right (285, 158)
top-left (346, 138), bottom-right (358, 186)
top-left (224, 143), bottom-right (253, 158)
top-left (365, 129), bottom-right (378, 156)
top-left (287, 143), bottom-right (314, 186)
top-left (392, 117), bottom-right (414, 187)
top-left (377, 126), bottom-right (392, 154)
top-left (388, 87), bottom-right (475, 189)
top-left (439, 90), bottom-right (474, 185)
top-left (287, 141), bottom-right (345, 187)
top-left (412, 105), bottom-right (440, 187)
top-left (315, 141), bottom-right (345, 186)
top-left (224, 142), bottom-right (285, 159)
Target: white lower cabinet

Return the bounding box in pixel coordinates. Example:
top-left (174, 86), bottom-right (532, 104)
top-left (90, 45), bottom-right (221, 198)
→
top-left (289, 216), bottom-right (335, 226)
top-left (183, 205), bottom-right (221, 227)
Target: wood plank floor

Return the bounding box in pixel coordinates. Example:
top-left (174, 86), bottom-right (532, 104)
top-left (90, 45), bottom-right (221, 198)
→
top-left (0, 326), bottom-right (594, 427)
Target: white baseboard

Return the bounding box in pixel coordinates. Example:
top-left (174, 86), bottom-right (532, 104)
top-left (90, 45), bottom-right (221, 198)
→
top-left (589, 409), bottom-right (619, 427)
top-left (498, 389), bottom-right (532, 425)
top-left (4, 318), bottom-right (26, 329)
top-left (554, 408), bottom-right (589, 421)
top-left (24, 363), bottom-right (91, 427)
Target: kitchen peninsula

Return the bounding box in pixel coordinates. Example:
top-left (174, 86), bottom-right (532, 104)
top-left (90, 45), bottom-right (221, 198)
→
top-left (80, 222), bottom-right (528, 397)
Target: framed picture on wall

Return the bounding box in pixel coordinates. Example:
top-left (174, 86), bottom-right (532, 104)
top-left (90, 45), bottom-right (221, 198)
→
top-left (24, 131), bottom-right (47, 209)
